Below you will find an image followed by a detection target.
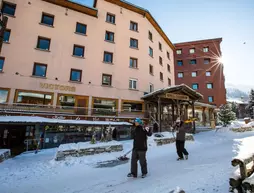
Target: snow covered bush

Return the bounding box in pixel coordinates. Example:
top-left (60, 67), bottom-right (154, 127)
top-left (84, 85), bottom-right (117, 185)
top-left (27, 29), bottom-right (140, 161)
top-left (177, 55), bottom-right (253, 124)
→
top-left (218, 103), bottom-right (236, 126)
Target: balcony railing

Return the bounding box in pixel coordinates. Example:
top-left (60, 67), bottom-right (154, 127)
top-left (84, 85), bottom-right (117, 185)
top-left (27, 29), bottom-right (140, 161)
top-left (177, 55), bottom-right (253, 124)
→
top-left (0, 103), bottom-right (147, 118)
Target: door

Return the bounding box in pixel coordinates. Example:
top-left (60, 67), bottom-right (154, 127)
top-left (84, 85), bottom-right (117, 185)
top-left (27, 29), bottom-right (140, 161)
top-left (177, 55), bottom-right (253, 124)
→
top-left (76, 97), bottom-right (87, 115)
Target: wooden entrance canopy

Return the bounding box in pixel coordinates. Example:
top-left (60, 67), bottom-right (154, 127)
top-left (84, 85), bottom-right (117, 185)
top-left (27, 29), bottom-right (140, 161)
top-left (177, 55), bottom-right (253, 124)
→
top-left (142, 84), bottom-right (203, 133)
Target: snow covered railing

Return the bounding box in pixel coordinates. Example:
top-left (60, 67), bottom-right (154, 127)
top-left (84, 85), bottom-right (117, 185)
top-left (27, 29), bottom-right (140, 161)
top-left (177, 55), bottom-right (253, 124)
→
top-left (0, 149), bottom-right (11, 163)
top-left (152, 132), bottom-right (194, 146)
top-left (55, 141), bottom-right (123, 161)
top-left (229, 137), bottom-right (254, 193)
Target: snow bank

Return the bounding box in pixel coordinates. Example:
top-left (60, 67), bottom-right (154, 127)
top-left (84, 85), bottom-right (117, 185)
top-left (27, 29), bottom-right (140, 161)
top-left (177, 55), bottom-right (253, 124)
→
top-left (233, 136), bottom-right (254, 161)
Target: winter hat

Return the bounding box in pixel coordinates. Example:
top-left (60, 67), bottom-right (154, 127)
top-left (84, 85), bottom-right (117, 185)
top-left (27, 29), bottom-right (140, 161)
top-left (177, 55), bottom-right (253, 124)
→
top-left (134, 118), bottom-right (143, 125)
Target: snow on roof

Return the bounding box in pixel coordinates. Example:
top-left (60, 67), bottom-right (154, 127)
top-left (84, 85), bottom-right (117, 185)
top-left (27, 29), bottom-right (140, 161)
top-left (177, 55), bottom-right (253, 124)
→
top-left (0, 116), bottom-right (132, 126)
top-left (142, 84), bottom-right (203, 100)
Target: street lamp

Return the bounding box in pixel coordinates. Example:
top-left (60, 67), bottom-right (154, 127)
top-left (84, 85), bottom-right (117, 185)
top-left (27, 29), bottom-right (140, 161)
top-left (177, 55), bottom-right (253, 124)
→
top-left (0, 11), bottom-right (8, 53)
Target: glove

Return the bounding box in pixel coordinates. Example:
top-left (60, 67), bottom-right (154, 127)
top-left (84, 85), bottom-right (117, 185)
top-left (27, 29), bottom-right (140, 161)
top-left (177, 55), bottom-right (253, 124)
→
top-left (144, 127), bottom-right (149, 132)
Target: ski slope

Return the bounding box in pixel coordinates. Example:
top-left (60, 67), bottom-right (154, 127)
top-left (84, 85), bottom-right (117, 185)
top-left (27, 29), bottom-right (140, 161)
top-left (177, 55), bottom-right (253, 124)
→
top-left (0, 129), bottom-right (254, 193)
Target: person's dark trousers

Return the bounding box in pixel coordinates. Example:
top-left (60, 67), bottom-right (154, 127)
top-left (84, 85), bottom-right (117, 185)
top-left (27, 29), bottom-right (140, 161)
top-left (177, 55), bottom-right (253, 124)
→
top-left (131, 150), bottom-right (148, 176)
top-left (176, 140), bottom-right (189, 159)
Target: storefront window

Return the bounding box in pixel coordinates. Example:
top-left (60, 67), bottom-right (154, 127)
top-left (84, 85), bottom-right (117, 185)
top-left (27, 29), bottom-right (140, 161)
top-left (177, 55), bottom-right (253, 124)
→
top-left (0, 89), bottom-right (8, 103)
top-left (16, 91), bottom-right (52, 105)
top-left (123, 102), bottom-right (143, 112)
top-left (59, 95), bottom-right (75, 109)
top-left (93, 98), bottom-right (117, 115)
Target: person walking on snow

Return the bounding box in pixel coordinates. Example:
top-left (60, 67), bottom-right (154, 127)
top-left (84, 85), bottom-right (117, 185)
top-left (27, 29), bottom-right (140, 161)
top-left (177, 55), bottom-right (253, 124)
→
top-left (173, 119), bottom-right (192, 161)
top-left (127, 118), bottom-right (152, 178)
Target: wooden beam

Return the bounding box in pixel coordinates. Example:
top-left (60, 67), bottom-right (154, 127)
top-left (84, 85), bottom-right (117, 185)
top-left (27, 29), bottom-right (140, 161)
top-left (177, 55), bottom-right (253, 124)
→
top-left (158, 97), bottom-right (162, 132)
top-left (192, 101), bottom-right (196, 134)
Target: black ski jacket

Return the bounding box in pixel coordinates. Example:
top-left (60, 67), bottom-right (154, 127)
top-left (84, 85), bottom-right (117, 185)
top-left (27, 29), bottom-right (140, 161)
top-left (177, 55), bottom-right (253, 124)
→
top-left (132, 125), bottom-right (152, 151)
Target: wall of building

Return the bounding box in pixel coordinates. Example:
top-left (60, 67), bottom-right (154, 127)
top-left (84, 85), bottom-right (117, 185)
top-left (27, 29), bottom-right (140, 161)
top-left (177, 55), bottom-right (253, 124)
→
top-left (0, 0), bottom-right (175, 115)
top-left (174, 39), bottom-right (226, 107)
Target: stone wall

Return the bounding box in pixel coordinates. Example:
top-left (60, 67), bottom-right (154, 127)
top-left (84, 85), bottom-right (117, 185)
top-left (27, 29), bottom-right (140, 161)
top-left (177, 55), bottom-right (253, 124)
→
top-left (154, 134), bottom-right (194, 146)
top-left (231, 126), bottom-right (254, 132)
top-left (55, 143), bottom-right (123, 161)
top-left (0, 149), bottom-right (11, 163)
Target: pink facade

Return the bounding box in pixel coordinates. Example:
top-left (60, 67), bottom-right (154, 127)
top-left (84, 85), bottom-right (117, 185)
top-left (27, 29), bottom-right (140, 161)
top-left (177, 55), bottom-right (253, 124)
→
top-left (0, 0), bottom-right (175, 117)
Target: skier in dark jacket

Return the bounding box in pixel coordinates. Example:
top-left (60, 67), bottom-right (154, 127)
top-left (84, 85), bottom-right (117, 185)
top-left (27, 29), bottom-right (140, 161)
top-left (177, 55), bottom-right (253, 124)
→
top-left (127, 118), bottom-right (152, 178)
top-left (173, 119), bottom-right (192, 161)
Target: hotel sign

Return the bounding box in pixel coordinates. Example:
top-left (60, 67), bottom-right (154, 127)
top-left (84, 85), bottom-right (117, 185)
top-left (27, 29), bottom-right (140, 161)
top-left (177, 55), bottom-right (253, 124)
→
top-left (164, 93), bottom-right (189, 100)
top-left (40, 83), bottom-right (76, 92)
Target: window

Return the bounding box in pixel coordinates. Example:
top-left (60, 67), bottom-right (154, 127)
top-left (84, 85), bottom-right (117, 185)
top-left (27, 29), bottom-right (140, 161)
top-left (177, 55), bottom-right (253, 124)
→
top-left (106, 13), bottom-right (115, 24)
top-left (177, 60), bottom-right (183, 66)
top-left (191, 71), bottom-right (197, 77)
top-left (208, 96), bottom-right (214, 103)
top-left (16, 91), bottom-right (53, 105)
top-left (189, 59), bottom-right (197, 65)
top-left (159, 42), bottom-right (162, 51)
top-left (189, 48), bottom-right (195, 54)
top-left (59, 95), bottom-right (75, 109)
top-left (37, 37), bottom-right (51, 50)
top-left (73, 45), bottom-right (85, 57)
top-left (105, 31), bottom-right (114, 42)
top-left (206, 71), bottom-right (211, 76)
top-left (159, 56), bottom-right (163, 65)
top-left (70, 69), bottom-right (82, 82)
top-left (178, 72), bottom-right (184, 78)
top-left (0, 58), bottom-right (5, 72)
top-left (123, 101), bottom-right (143, 112)
top-left (3, 29), bottom-right (11, 42)
top-left (207, 83), bottom-right (213, 89)
top-left (160, 72), bottom-right (163, 81)
top-left (2, 2), bottom-right (16, 16)
top-left (41, 13), bottom-right (54, 26)
top-left (129, 79), bottom-right (137, 90)
top-left (204, 58), bottom-right (210, 64)
top-left (203, 47), bottom-right (209, 52)
top-left (149, 64), bottom-right (153, 75)
top-left (130, 58), bottom-right (138, 68)
top-left (176, 49), bottom-right (182, 55)
top-left (148, 31), bottom-right (153, 41)
top-left (192, 83), bottom-right (199, 90)
top-left (130, 21), bottom-right (138, 31)
top-left (93, 98), bottom-right (117, 115)
top-left (168, 78), bottom-right (171, 86)
top-left (167, 64), bottom-right (170, 72)
top-left (104, 52), bottom-right (113, 63)
top-left (167, 52), bottom-right (170, 59)
top-left (0, 89), bottom-right (9, 103)
top-left (130, 38), bottom-right (138, 48)
top-left (149, 47), bottom-right (153, 57)
top-left (149, 83), bottom-right (154, 92)
top-left (102, 74), bottom-right (112, 86)
top-left (76, 22), bottom-right (87, 35)
top-left (33, 63), bottom-right (47, 77)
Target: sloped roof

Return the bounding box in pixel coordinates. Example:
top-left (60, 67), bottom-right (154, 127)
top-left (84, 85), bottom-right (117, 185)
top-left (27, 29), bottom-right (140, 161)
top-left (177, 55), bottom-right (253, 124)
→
top-left (142, 84), bottom-right (203, 101)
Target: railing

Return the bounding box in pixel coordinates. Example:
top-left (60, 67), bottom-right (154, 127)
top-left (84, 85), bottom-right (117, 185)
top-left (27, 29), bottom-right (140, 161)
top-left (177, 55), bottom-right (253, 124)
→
top-left (0, 103), bottom-right (147, 118)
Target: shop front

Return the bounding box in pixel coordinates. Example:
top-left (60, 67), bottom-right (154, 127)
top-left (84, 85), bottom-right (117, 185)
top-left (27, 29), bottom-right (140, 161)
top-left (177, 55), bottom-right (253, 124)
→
top-left (0, 88), bottom-right (10, 104)
top-left (120, 100), bottom-right (144, 118)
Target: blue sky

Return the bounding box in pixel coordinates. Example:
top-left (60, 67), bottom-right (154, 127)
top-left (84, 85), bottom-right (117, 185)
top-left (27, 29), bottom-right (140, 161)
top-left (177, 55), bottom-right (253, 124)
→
top-left (76, 0), bottom-right (254, 87)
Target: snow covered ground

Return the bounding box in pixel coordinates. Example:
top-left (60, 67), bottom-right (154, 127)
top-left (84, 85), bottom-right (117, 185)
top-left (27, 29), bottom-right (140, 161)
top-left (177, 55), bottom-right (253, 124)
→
top-left (1, 129), bottom-right (254, 193)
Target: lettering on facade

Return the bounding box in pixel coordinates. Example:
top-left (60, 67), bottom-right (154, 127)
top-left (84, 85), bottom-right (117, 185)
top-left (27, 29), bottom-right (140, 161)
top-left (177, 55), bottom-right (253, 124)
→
top-left (164, 93), bottom-right (189, 101)
top-left (93, 117), bottom-right (100, 121)
top-left (40, 83), bottom-right (76, 92)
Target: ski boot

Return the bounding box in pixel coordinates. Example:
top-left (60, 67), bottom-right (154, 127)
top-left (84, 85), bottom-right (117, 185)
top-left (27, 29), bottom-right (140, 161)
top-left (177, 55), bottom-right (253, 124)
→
top-left (184, 155), bottom-right (188, 160)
